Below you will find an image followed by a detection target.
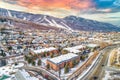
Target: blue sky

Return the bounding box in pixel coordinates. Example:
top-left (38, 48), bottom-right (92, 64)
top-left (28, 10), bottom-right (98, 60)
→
top-left (93, 0), bottom-right (120, 13)
top-left (94, 0), bottom-right (115, 8)
top-left (79, 0), bottom-right (120, 26)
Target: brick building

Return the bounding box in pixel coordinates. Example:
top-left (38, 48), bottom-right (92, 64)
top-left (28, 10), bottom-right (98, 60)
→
top-left (30, 47), bottom-right (58, 57)
top-left (47, 53), bottom-right (79, 71)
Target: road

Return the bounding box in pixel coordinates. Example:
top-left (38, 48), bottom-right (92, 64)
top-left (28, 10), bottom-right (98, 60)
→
top-left (23, 66), bottom-right (60, 80)
top-left (80, 44), bottom-right (120, 80)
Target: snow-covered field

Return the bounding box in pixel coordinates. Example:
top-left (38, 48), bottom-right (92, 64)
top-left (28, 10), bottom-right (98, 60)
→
top-left (103, 48), bottom-right (120, 80)
top-left (102, 71), bottom-right (120, 80)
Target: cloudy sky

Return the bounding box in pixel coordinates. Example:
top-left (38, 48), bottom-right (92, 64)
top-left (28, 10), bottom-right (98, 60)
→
top-left (0, 0), bottom-right (120, 25)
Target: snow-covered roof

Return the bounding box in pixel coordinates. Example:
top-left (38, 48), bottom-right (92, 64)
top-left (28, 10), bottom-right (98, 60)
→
top-left (48, 53), bottom-right (78, 64)
top-left (12, 63), bottom-right (24, 69)
top-left (64, 45), bottom-right (85, 53)
top-left (72, 45), bottom-right (85, 49)
top-left (65, 48), bottom-right (80, 53)
top-left (32, 47), bottom-right (57, 54)
top-left (87, 44), bottom-right (99, 48)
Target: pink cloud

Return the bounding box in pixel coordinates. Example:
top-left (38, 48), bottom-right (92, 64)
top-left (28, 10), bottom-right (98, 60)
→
top-left (17, 0), bottom-right (93, 10)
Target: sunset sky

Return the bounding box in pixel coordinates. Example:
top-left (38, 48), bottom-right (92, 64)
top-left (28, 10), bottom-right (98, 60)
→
top-left (0, 0), bottom-right (120, 25)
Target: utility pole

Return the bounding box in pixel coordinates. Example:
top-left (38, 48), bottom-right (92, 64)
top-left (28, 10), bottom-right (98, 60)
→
top-left (58, 66), bottom-right (61, 79)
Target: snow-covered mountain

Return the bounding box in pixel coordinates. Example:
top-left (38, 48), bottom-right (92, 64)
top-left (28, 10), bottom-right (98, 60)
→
top-left (64, 16), bottom-right (120, 32)
top-left (0, 8), bottom-right (72, 31)
top-left (0, 8), bottom-right (120, 32)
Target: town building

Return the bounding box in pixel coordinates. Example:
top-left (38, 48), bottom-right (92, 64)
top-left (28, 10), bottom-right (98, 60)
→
top-left (64, 45), bottom-right (86, 54)
top-left (47, 53), bottom-right (79, 71)
top-left (30, 47), bottom-right (58, 56)
top-left (87, 44), bottom-right (100, 49)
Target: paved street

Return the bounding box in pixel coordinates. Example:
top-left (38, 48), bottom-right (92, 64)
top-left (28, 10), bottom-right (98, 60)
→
top-left (80, 44), bottom-right (120, 80)
top-left (23, 66), bottom-right (60, 80)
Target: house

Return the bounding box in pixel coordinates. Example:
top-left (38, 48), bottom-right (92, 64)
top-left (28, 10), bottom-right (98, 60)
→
top-left (47, 53), bottom-right (79, 71)
top-left (87, 44), bottom-right (99, 48)
top-left (87, 44), bottom-right (100, 51)
top-left (30, 47), bottom-right (58, 57)
top-left (64, 45), bottom-right (86, 54)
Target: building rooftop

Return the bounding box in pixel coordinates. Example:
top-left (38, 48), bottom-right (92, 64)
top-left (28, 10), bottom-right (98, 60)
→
top-left (32, 47), bottom-right (57, 54)
top-left (48, 53), bottom-right (78, 64)
top-left (64, 45), bottom-right (85, 53)
top-left (87, 44), bottom-right (99, 48)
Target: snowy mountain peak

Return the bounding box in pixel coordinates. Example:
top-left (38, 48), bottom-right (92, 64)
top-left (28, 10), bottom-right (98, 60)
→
top-left (36, 15), bottom-right (72, 30)
top-left (0, 8), bottom-right (120, 32)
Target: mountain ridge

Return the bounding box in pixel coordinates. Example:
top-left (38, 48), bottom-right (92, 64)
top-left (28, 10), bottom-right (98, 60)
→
top-left (0, 8), bottom-right (120, 32)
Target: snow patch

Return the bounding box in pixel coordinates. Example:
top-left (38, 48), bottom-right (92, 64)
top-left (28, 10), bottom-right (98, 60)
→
top-left (51, 19), bottom-right (66, 29)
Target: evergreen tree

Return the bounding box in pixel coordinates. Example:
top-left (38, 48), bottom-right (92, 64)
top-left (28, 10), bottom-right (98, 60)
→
top-left (73, 60), bottom-right (76, 67)
top-left (28, 57), bottom-right (32, 64)
top-left (80, 55), bottom-right (86, 61)
top-left (24, 55), bottom-right (28, 61)
top-left (32, 60), bottom-right (35, 66)
top-left (64, 64), bottom-right (69, 73)
top-left (50, 53), bottom-right (54, 58)
top-left (46, 64), bottom-right (50, 70)
top-left (7, 46), bottom-right (12, 51)
top-left (1, 52), bottom-right (6, 57)
top-left (38, 59), bottom-right (41, 66)
top-left (43, 52), bottom-right (46, 57)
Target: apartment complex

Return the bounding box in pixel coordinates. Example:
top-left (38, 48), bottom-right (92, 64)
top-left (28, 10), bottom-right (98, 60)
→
top-left (47, 53), bottom-right (79, 71)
